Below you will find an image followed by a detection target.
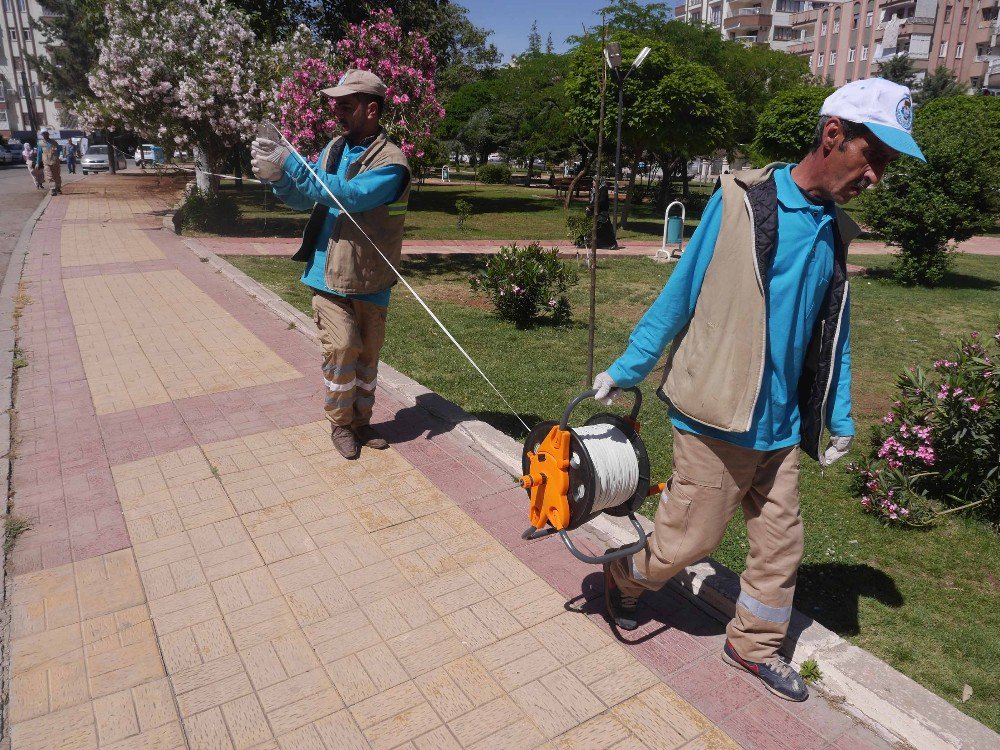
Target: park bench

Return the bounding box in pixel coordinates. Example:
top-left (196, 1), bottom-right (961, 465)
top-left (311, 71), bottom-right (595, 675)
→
top-left (552, 175), bottom-right (591, 199)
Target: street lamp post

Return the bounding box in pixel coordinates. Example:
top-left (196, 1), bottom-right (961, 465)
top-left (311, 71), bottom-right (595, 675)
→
top-left (605, 44), bottom-right (650, 229)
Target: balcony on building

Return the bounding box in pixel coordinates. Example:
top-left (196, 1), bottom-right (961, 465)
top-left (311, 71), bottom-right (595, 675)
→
top-left (732, 33), bottom-right (767, 45)
top-left (724, 8), bottom-right (774, 31)
top-left (788, 35), bottom-right (815, 53)
top-left (791, 8), bottom-right (819, 27)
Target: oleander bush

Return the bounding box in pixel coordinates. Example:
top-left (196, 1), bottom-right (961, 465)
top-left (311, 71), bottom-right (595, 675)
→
top-left (470, 242), bottom-right (577, 327)
top-left (851, 328), bottom-right (1000, 528)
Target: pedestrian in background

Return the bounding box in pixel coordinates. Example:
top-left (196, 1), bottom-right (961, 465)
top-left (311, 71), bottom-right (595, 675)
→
top-left (23, 143), bottom-right (43, 189)
top-left (36, 131), bottom-right (62, 196)
top-left (67, 141), bottom-right (78, 174)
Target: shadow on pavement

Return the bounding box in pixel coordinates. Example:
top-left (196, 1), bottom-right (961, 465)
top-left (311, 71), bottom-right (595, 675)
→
top-left (380, 391), bottom-right (541, 444)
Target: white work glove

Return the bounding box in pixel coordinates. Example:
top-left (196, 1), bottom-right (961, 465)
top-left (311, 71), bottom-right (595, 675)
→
top-left (593, 371), bottom-right (622, 406)
top-left (821, 435), bottom-right (854, 466)
top-left (250, 137), bottom-right (291, 182)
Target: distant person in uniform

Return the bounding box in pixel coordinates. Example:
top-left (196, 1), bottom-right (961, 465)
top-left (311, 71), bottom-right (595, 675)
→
top-left (36, 131), bottom-right (63, 196)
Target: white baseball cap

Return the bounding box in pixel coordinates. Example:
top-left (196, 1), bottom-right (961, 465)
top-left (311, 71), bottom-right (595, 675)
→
top-left (820, 78), bottom-right (926, 162)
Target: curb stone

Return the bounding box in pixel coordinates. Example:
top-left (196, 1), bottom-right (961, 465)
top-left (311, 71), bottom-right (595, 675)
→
top-left (0, 191), bottom-right (51, 750)
top-left (174, 220), bottom-right (998, 750)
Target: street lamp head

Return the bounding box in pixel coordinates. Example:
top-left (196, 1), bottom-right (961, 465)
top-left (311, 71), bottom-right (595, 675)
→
top-left (605, 42), bottom-right (622, 70)
top-left (632, 46), bottom-right (652, 70)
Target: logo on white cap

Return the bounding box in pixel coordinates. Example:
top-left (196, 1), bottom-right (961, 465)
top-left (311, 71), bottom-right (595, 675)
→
top-left (895, 96), bottom-right (913, 130)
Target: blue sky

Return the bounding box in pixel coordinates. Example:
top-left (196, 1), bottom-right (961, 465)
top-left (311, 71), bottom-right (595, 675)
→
top-left (461, 0), bottom-right (619, 63)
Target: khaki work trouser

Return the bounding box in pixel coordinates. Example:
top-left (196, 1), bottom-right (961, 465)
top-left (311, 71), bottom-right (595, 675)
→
top-left (312, 291), bottom-right (387, 429)
top-left (44, 162), bottom-right (62, 192)
top-left (610, 426), bottom-right (803, 662)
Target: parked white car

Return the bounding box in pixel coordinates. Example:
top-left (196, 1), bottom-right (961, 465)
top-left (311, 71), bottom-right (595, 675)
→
top-left (81, 145), bottom-right (127, 174)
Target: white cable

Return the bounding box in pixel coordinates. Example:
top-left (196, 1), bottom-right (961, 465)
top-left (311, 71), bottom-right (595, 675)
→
top-left (571, 423), bottom-right (639, 513)
top-left (265, 122), bottom-right (530, 432)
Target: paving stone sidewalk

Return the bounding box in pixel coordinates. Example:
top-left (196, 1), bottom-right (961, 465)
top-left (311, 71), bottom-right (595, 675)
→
top-left (5, 176), bottom-right (900, 750)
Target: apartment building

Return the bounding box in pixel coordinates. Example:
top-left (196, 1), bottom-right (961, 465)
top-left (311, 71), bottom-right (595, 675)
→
top-left (788, 0), bottom-right (1000, 92)
top-left (675, 0), bottom-right (811, 50)
top-left (1, 0), bottom-right (62, 139)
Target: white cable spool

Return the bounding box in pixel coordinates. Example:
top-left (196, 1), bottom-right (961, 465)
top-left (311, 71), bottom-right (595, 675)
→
top-left (570, 422), bottom-right (641, 514)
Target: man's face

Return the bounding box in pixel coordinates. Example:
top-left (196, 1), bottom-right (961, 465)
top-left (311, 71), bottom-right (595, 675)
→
top-left (822, 118), bottom-right (899, 204)
top-left (332, 94), bottom-right (374, 140)
top-left (42, 132), bottom-right (50, 142)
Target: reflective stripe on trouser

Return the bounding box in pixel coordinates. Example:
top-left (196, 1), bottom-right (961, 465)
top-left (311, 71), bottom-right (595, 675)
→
top-left (609, 426), bottom-right (803, 662)
top-left (312, 291), bottom-right (387, 429)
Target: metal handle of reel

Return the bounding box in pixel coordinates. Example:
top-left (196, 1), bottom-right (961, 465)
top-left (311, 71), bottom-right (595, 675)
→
top-left (520, 514), bottom-right (649, 564)
top-left (559, 386), bottom-right (642, 430)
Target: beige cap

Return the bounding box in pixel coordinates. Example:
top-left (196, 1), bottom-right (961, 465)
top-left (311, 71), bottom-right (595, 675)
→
top-left (320, 69), bottom-right (387, 99)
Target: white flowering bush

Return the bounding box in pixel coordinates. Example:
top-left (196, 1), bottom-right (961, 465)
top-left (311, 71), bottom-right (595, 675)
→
top-left (469, 243), bottom-right (576, 328)
top-left (851, 329), bottom-right (1000, 528)
top-left (77, 0), bottom-right (265, 190)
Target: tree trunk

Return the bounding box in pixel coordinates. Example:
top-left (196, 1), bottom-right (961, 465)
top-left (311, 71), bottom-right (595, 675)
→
top-left (563, 151), bottom-right (595, 210)
top-left (234, 145), bottom-right (243, 192)
top-left (620, 149), bottom-right (641, 228)
top-left (108, 133), bottom-right (117, 175)
top-left (682, 164), bottom-right (690, 198)
top-left (525, 154), bottom-right (535, 185)
top-left (194, 145), bottom-right (211, 192)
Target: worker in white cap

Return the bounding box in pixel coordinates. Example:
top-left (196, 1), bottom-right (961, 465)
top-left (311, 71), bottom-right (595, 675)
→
top-left (251, 70), bottom-right (410, 460)
top-left (593, 78), bottom-right (924, 702)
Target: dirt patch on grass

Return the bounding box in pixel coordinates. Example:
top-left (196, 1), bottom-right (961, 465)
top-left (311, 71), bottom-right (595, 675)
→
top-left (409, 282), bottom-right (493, 311)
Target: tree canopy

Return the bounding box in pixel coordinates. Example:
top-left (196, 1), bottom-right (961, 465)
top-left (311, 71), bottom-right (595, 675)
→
top-left (858, 95), bottom-right (1000, 285)
top-left (751, 86), bottom-right (833, 163)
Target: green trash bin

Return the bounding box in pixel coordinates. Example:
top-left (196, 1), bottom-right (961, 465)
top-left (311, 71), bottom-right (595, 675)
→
top-left (666, 215), bottom-right (683, 244)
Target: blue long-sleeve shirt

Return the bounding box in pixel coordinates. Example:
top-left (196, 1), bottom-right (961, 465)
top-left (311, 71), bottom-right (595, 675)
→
top-left (272, 138), bottom-right (407, 306)
top-left (608, 164), bottom-right (854, 451)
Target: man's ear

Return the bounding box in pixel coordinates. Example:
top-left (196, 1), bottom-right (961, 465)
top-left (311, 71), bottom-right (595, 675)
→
top-left (823, 117), bottom-right (843, 153)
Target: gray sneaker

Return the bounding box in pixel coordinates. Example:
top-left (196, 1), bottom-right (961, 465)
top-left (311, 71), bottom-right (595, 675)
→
top-left (722, 640), bottom-right (809, 701)
top-left (330, 425), bottom-right (359, 459)
top-left (354, 424), bottom-right (388, 450)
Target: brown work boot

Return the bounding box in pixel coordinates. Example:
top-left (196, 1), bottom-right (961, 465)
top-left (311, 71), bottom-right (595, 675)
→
top-left (354, 424), bottom-right (388, 450)
top-left (330, 424), bottom-right (359, 459)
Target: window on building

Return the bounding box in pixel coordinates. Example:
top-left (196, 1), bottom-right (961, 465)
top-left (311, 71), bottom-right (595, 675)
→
top-left (830, 51), bottom-right (837, 64)
top-left (22, 26), bottom-right (30, 40)
top-left (0, 111), bottom-right (9, 128)
top-left (848, 47), bottom-right (856, 61)
top-left (17, 0), bottom-right (26, 10)
top-left (866, 10), bottom-right (873, 26)
top-left (8, 28), bottom-right (17, 42)
top-left (960, 7), bottom-right (968, 24)
top-left (711, 9), bottom-right (721, 24)
top-left (939, 41), bottom-right (948, 57)
top-left (984, 8), bottom-right (998, 21)
top-left (976, 42), bottom-right (988, 59)
top-left (774, 26), bottom-right (798, 40)
top-left (944, 6), bottom-right (952, 22)
top-left (833, 19), bottom-right (841, 33)
top-left (853, 11), bottom-right (859, 27)
top-left (690, 11), bottom-right (701, 22)
top-left (821, 21), bottom-right (827, 35)
top-left (955, 41), bottom-right (964, 58)
top-left (861, 45), bottom-right (869, 60)
top-left (1, 0), bottom-right (10, 12)
top-left (818, 53), bottom-right (825, 66)
top-left (0, 84), bottom-right (5, 102)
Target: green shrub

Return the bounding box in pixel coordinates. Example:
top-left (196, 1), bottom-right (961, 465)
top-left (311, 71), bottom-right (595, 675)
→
top-left (858, 96), bottom-right (1000, 286)
top-left (850, 328), bottom-right (1000, 528)
top-left (477, 163), bottom-right (512, 184)
top-left (566, 212), bottom-right (591, 248)
top-left (179, 184), bottom-right (241, 232)
top-left (470, 242), bottom-right (578, 327)
top-left (455, 199), bottom-right (472, 230)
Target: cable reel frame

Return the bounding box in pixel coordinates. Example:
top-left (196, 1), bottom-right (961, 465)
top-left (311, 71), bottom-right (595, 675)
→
top-left (520, 387), bottom-right (653, 564)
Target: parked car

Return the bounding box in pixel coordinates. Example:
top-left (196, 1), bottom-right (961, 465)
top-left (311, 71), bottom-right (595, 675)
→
top-left (81, 145), bottom-right (127, 174)
top-left (134, 144), bottom-right (166, 167)
top-left (0, 148), bottom-right (11, 165)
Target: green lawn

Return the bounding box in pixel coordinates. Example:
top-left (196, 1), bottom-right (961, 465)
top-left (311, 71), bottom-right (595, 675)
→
top-left (214, 180), bottom-right (712, 241)
top-left (226, 251), bottom-right (1000, 732)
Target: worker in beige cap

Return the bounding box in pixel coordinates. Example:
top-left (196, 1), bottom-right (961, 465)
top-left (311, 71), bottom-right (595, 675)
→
top-left (251, 69), bottom-right (411, 459)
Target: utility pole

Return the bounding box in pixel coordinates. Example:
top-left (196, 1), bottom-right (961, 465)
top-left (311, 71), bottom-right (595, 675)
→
top-left (587, 21), bottom-right (609, 386)
top-left (606, 44), bottom-right (651, 229)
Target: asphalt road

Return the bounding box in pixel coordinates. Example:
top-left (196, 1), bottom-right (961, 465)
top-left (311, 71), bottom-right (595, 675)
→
top-left (0, 162), bottom-right (85, 287)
